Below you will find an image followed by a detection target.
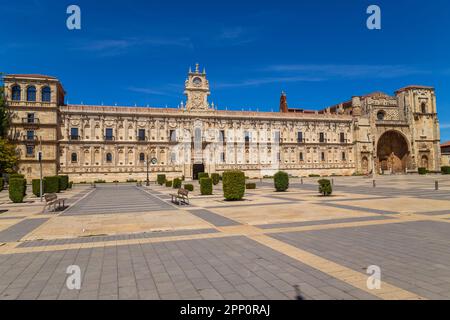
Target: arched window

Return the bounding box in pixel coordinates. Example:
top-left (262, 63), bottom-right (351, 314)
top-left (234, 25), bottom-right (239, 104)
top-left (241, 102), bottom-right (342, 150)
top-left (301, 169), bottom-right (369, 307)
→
top-left (41, 86), bottom-right (51, 102)
top-left (139, 153), bottom-right (145, 162)
top-left (71, 153), bottom-right (78, 163)
top-left (421, 102), bottom-right (427, 114)
top-left (27, 86), bottom-right (36, 101)
top-left (11, 85), bottom-right (21, 101)
top-left (106, 153), bottom-right (113, 163)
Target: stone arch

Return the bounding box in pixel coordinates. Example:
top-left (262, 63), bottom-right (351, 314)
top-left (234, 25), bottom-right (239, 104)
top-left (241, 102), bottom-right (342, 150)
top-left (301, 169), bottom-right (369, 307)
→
top-left (377, 130), bottom-right (410, 174)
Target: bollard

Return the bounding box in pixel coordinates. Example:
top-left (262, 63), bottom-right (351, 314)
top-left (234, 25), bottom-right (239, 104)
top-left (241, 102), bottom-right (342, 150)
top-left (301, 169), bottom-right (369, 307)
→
top-left (435, 180), bottom-right (439, 191)
top-left (301, 178), bottom-right (303, 185)
top-left (373, 180), bottom-right (376, 188)
top-left (332, 178), bottom-right (334, 186)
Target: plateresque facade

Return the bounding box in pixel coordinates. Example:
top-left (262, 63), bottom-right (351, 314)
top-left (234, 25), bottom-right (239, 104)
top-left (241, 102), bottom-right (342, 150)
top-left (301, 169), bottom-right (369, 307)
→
top-left (3, 65), bottom-right (442, 182)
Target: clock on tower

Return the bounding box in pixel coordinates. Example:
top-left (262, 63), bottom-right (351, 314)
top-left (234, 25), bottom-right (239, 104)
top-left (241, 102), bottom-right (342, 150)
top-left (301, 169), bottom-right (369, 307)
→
top-left (184, 63), bottom-right (211, 111)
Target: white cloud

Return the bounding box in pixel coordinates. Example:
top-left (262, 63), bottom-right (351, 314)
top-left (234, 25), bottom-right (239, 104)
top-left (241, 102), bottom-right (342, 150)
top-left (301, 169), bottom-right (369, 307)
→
top-left (215, 75), bottom-right (323, 88)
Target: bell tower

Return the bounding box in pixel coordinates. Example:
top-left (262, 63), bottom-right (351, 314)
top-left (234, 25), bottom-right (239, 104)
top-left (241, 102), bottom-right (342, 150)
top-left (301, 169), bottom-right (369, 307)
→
top-left (184, 64), bottom-right (211, 111)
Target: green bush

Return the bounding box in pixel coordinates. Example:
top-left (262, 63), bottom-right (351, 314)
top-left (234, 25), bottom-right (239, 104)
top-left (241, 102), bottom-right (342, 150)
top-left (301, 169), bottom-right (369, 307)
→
top-left (181, 175), bottom-right (185, 181)
top-left (274, 171), bottom-right (289, 192)
top-left (9, 173), bottom-right (25, 179)
top-left (69, 181), bottom-right (73, 189)
top-left (184, 184), bottom-right (194, 192)
top-left (32, 179), bottom-right (45, 197)
top-left (94, 179), bottom-right (106, 184)
top-left (418, 167), bottom-right (428, 175)
top-left (223, 170), bottom-right (245, 201)
top-left (157, 174), bottom-right (166, 185)
top-left (211, 173), bottom-right (220, 185)
top-left (200, 177), bottom-right (213, 195)
top-left (9, 178), bottom-right (25, 203)
top-left (441, 166), bottom-right (450, 175)
top-left (0, 178), bottom-right (4, 192)
top-left (198, 172), bottom-right (209, 181)
top-left (318, 179), bottom-right (333, 196)
top-left (173, 178), bottom-right (182, 189)
top-left (165, 180), bottom-right (173, 187)
top-left (246, 183), bottom-right (256, 189)
top-left (44, 176), bottom-right (60, 193)
top-left (309, 174), bottom-right (320, 178)
top-left (58, 175), bottom-right (69, 190)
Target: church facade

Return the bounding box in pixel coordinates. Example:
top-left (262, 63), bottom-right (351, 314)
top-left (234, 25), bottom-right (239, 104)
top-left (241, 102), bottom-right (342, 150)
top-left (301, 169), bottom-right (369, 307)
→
top-left (4, 65), bottom-right (442, 182)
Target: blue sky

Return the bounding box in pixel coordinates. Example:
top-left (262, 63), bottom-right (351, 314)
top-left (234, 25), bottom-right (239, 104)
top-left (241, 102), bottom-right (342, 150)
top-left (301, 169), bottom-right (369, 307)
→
top-left (1, 0), bottom-right (450, 140)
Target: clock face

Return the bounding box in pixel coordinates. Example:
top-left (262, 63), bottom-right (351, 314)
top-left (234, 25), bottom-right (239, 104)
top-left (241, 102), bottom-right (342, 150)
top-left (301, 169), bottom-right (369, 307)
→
top-left (193, 77), bottom-right (202, 87)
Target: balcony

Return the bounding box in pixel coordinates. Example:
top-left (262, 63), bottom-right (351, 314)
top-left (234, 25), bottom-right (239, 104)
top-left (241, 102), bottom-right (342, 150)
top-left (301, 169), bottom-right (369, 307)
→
top-left (136, 136), bottom-right (148, 142)
top-left (104, 136), bottom-right (115, 142)
top-left (21, 118), bottom-right (40, 125)
top-left (69, 135), bottom-right (80, 141)
top-left (22, 136), bottom-right (38, 143)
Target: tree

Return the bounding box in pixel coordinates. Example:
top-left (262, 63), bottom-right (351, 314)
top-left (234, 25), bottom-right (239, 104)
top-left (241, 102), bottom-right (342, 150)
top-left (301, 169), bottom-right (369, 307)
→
top-left (0, 74), bottom-right (11, 138)
top-left (0, 74), bottom-right (18, 173)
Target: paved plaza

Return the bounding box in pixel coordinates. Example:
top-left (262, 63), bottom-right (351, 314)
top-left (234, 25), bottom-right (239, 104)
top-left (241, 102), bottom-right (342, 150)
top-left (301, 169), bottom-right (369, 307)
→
top-left (0, 175), bottom-right (450, 300)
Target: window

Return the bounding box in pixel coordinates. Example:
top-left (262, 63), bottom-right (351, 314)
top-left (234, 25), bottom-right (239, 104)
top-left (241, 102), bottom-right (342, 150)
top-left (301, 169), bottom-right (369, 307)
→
top-left (319, 133), bottom-right (325, 143)
top-left (169, 130), bottom-right (176, 142)
top-left (138, 129), bottom-right (146, 141)
top-left (106, 153), bottom-right (113, 163)
top-left (340, 132), bottom-right (345, 143)
top-left (219, 130), bottom-right (225, 142)
top-left (299, 152), bottom-right (304, 161)
top-left (277, 152), bottom-right (281, 162)
top-left (421, 103), bottom-right (427, 114)
top-left (139, 153), bottom-right (145, 162)
top-left (26, 130), bottom-right (35, 141)
top-left (194, 128), bottom-right (202, 144)
top-left (26, 145), bottom-right (34, 156)
top-left (12, 85), bottom-right (21, 101)
top-left (27, 113), bottom-right (35, 124)
top-left (171, 152), bottom-right (177, 163)
top-left (71, 153), bottom-right (78, 163)
top-left (41, 86), bottom-right (51, 102)
top-left (321, 152), bottom-right (325, 161)
top-left (377, 111), bottom-right (385, 120)
top-left (342, 152), bottom-right (346, 161)
top-left (244, 131), bottom-right (250, 143)
top-left (220, 152), bottom-right (225, 163)
top-left (70, 128), bottom-right (79, 140)
top-left (274, 131), bottom-right (281, 143)
top-left (297, 132), bottom-right (303, 143)
top-left (27, 86), bottom-right (36, 101)
top-left (105, 128), bottom-right (113, 141)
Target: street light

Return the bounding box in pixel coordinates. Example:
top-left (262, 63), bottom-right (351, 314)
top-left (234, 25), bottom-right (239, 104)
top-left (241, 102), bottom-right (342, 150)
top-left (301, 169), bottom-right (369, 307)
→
top-left (146, 154), bottom-right (150, 186)
top-left (38, 136), bottom-right (43, 202)
top-left (368, 133), bottom-right (376, 187)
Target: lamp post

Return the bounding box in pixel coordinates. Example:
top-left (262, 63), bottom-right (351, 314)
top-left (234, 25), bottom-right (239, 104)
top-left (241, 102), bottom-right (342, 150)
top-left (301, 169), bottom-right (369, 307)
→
top-left (38, 136), bottom-right (43, 202)
top-left (368, 133), bottom-right (376, 186)
top-left (146, 154), bottom-right (150, 186)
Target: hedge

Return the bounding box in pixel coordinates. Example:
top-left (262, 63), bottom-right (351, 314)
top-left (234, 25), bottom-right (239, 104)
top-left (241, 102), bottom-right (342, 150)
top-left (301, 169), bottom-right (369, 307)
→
top-left (0, 178), bottom-right (4, 192)
top-left (173, 178), bottom-right (182, 189)
top-left (223, 170), bottom-right (245, 201)
top-left (198, 172), bottom-right (209, 181)
top-left (10, 174), bottom-right (26, 196)
top-left (274, 171), bottom-right (289, 192)
top-left (200, 177), bottom-right (213, 195)
top-left (441, 166), bottom-right (450, 175)
top-left (184, 184), bottom-right (194, 192)
top-left (157, 174), bottom-right (166, 185)
top-left (94, 179), bottom-right (106, 183)
top-left (32, 179), bottom-right (45, 197)
top-left (418, 167), bottom-right (428, 175)
top-left (211, 173), bottom-right (220, 185)
top-left (44, 176), bottom-right (60, 193)
top-left (165, 180), bottom-right (173, 187)
top-left (318, 179), bottom-right (333, 196)
top-left (58, 175), bottom-right (69, 190)
top-left (246, 183), bottom-right (256, 190)
top-left (9, 178), bottom-right (25, 203)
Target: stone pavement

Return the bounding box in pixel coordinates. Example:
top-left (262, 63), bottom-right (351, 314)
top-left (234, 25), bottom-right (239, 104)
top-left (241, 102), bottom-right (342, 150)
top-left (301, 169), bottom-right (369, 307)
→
top-left (0, 175), bottom-right (449, 300)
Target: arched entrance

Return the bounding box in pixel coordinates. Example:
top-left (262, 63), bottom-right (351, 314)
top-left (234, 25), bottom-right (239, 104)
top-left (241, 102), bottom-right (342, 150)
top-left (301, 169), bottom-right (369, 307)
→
top-left (361, 156), bottom-right (369, 174)
top-left (377, 131), bottom-right (410, 174)
top-left (421, 155), bottom-right (429, 170)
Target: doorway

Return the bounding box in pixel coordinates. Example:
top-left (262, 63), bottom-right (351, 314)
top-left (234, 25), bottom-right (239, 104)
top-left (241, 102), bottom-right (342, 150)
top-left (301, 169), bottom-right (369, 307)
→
top-left (193, 163), bottom-right (205, 180)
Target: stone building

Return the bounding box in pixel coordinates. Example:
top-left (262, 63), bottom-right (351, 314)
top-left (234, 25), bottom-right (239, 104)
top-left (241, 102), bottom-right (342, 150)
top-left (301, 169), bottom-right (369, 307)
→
top-left (3, 65), bottom-right (442, 182)
top-left (441, 141), bottom-right (450, 167)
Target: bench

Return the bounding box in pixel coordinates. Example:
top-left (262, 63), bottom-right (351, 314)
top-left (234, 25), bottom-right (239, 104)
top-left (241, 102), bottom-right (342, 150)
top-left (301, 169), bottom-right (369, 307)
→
top-left (170, 188), bottom-right (190, 205)
top-left (43, 193), bottom-right (66, 213)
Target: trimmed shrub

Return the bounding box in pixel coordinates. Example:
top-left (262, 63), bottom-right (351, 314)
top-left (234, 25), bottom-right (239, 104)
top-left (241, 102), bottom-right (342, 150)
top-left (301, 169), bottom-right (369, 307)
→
top-left (58, 175), bottom-right (69, 191)
top-left (274, 171), bottom-right (289, 192)
top-left (211, 173), bottom-right (220, 185)
top-left (44, 176), bottom-right (60, 193)
top-left (418, 167), bottom-right (428, 175)
top-left (200, 178), bottom-right (213, 195)
top-left (246, 183), bottom-right (256, 190)
top-left (318, 179), bottom-right (333, 196)
top-left (309, 174), bottom-right (320, 178)
top-left (32, 179), bottom-right (45, 197)
top-left (157, 174), bottom-right (166, 185)
top-left (223, 170), bottom-right (245, 201)
top-left (441, 166), bottom-right (450, 175)
top-left (173, 178), bottom-right (182, 189)
top-left (198, 172), bottom-right (209, 181)
top-left (94, 179), bottom-right (106, 184)
top-left (0, 178), bottom-right (4, 192)
top-left (9, 173), bottom-right (25, 179)
top-left (69, 181), bottom-right (73, 189)
top-left (9, 178), bottom-right (25, 203)
top-left (184, 184), bottom-right (194, 192)
top-left (165, 180), bottom-right (173, 187)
